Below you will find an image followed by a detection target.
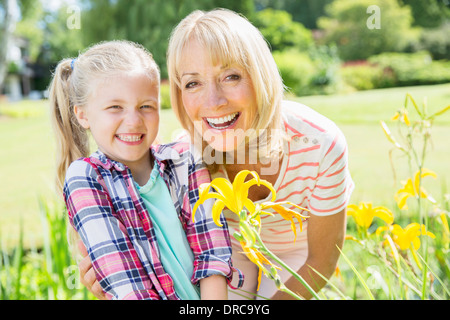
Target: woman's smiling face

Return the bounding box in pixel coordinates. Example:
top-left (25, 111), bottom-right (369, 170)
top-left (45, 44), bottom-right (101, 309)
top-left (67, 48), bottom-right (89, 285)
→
top-left (178, 39), bottom-right (258, 152)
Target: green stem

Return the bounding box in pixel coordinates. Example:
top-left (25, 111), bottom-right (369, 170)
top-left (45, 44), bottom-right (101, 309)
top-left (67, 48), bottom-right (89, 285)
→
top-left (254, 232), bottom-right (321, 300)
top-left (418, 125), bottom-right (430, 299)
top-left (279, 285), bottom-right (304, 300)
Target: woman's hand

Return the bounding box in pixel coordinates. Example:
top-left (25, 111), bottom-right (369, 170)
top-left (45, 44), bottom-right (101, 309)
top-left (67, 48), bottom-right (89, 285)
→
top-left (77, 240), bottom-right (108, 300)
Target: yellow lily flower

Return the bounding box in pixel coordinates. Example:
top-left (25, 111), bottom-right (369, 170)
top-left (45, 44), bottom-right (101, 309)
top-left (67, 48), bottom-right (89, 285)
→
top-left (391, 223), bottom-right (435, 251)
top-left (192, 169), bottom-right (316, 300)
top-left (240, 241), bottom-right (281, 291)
top-left (392, 108), bottom-right (411, 126)
top-left (347, 202), bottom-right (394, 229)
top-left (192, 170), bottom-right (276, 226)
top-left (394, 169), bottom-right (437, 210)
top-left (380, 121), bottom-right (406, 151)
top-left (377, 223), bottom-right (435, 269)
top-left (258, 201), bottom-right (309, 241)
top-left (440, 212), bottom-right (450, 251)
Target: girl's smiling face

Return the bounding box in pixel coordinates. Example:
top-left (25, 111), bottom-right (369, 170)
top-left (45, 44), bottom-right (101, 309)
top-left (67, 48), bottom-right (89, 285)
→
top-left (74, 73), bottom-right (159, 172)
top-left (178, 39), bottom-right (258, 152)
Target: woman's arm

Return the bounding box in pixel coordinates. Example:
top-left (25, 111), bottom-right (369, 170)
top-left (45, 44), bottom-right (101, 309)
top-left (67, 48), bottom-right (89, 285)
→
top-left (271, 208), bottom-right (347, 300)
top-left (77, 240), bottom-right (108, 300)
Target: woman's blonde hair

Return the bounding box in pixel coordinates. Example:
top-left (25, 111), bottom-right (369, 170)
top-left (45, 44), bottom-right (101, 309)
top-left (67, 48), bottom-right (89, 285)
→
top-left (49, 40), bottom-right (160, 195)
top-left (167, 9), bottom-right (286, 166)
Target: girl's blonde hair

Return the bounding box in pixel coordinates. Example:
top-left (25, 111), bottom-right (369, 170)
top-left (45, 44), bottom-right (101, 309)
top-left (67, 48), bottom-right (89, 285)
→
top-left (49, 40), bottom-right (160, 195)
top-left (167, 9), bottom-right (286, 168)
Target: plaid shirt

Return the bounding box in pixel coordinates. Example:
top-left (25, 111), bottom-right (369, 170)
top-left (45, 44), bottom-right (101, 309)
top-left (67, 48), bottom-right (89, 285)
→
top-left (64, 141), bottom-right (242, 300)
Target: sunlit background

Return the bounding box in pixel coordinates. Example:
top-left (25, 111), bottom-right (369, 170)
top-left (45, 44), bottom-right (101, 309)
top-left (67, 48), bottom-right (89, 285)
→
top-left (0, 0), bottom-right (449, 299)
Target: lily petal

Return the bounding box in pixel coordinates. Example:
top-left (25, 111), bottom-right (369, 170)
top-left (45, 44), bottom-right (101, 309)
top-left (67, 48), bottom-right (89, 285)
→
top-left (413, 168), bottom-right (436, 197)
top-left (373, 206), bottom-right (394, 225)
top-left (211, 200), bottom-right (226, 227)
top-left (192, 192), bottom-right (228, 222)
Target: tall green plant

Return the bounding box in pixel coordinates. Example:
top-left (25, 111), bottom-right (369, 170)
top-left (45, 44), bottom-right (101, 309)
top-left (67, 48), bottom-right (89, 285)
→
top-left (0, 198), bottom-right (92, 300)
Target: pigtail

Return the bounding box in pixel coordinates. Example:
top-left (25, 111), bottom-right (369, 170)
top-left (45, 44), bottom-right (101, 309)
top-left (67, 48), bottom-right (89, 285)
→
top-left (49, 59), bottom-right (90, 196)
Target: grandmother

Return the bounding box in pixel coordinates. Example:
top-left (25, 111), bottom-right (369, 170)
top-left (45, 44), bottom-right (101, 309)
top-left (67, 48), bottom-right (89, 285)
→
top-left (165, 8), bottom-right (354, 300)
top-left (80, 8), bottom-right (354, 300)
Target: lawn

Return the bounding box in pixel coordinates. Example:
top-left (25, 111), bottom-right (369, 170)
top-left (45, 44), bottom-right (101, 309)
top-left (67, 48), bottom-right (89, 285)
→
top-left (294, 83), bottom-right (450, 207)
top-left (0, 83), bottom-right (449, 249)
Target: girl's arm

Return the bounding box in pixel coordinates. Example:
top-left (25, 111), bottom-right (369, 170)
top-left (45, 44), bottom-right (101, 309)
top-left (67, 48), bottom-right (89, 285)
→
top-left (200, 275), bottom-right (228, 300)
top-left (184, 159), bottom-right (241, 296)
top-left (65, 160), bottom-right (161, 300)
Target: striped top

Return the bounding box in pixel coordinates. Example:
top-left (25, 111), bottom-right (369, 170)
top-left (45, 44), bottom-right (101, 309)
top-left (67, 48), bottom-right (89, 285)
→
top-left (213, 101), bottom-right (354, 253)
top-left (64, 141), bottom-right (241, 300)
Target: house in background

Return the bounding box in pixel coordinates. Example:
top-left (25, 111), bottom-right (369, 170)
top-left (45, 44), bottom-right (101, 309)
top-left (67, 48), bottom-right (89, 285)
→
top-left (1, 35), bottom-right (37, 101)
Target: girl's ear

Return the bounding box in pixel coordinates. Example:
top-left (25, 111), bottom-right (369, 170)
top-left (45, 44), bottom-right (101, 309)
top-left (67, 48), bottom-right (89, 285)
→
top-left (74, 105), bottom-right (90, 129)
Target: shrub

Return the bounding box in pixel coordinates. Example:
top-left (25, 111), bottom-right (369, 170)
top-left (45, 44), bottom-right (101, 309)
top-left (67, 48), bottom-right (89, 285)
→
top-left (318, 0), bottom-right (420, 61)
top-left (273, 49), bottom-right (316, 96)
top-left (308, 45), bottom-right (341, 89)
top-left (274, 46), bottom-right (341, 96)
top-left (252, 8), bottom-right (314, 52)
top-left (160, 82), bottom-right (171, 110)
top-left (340, 61), bottom-right (396, 90)
top-left (416, 23), bottom-right (450, 60)
top-left (369, 51), bottom-right (450, 86)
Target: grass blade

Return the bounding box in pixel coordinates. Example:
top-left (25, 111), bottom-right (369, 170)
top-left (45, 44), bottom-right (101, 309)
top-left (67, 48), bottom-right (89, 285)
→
top-left (337, 246), bottom-right (375, 300)
top-left (417, 252), bottom-right (449, 298)
top-left (308, 265), bottom-right (349, 300)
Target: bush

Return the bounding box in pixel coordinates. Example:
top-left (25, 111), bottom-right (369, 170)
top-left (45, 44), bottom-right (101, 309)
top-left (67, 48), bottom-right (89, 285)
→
top-left (318, 0), bottom-right (420, 61)
top-left (340, 61), bottom-right (396, 90)
top-left (273, 49), bottom-right (316, 96)
top-left (308, 45), bottom-right (341, 90)
top-left (416, 23), bottom-right (450, 60)
top-left (160, 82), bottom-right (171, 110)
top-left (273, 46), bottom-right (341, 96)
top-left (369, 51), bottom-right (450, 86)
top-left (252, 8), bottom-right (314, 52)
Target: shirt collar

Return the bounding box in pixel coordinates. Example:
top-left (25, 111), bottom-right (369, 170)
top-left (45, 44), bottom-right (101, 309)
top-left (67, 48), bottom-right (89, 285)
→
top-left (89, 150), bottom-right (127, 171)
top-left (152, 144), bottom-right (181, 162)
top-left (89, 144), bottom-right (182, 172)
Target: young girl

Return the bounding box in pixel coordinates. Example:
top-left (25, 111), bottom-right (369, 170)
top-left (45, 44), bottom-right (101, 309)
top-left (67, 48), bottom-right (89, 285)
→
top-left (49, 40), bottom-right (240, 300)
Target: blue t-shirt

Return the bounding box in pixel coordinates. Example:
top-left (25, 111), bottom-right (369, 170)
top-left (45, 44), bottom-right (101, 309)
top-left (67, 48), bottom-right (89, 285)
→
top-left (134, 162), bottom-right (200, 300)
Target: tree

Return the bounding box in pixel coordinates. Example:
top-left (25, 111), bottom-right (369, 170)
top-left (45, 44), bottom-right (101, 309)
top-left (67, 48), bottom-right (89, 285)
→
top-left (0, 0), bottom-right (17, 93)
top-left (45, 4), bottom-right (84, 62)
top-left (252, 8), bottom-right (313, 52)
top-left (79, 0), bottom-right (255, 78)
top-left (255, 0), bottom-right (334, 29)
top-left (14, 0), bottom-right (45, 61)
top-left (400, 0), bottom-right (450, 28)
top-left (318, 0), bottom-right (421, 61)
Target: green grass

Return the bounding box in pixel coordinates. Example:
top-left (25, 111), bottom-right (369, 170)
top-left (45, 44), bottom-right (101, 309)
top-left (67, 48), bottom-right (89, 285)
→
top-left (0, 83), bottom-right (449, 249)
top-left (0, 101), bottom-right (55, 248)
top-left (341, 123), bottom-right (449, 207)
top-left (294, 83), bottom-right (450, 124)
top-left (294, 83), bottom-right (450, 206)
